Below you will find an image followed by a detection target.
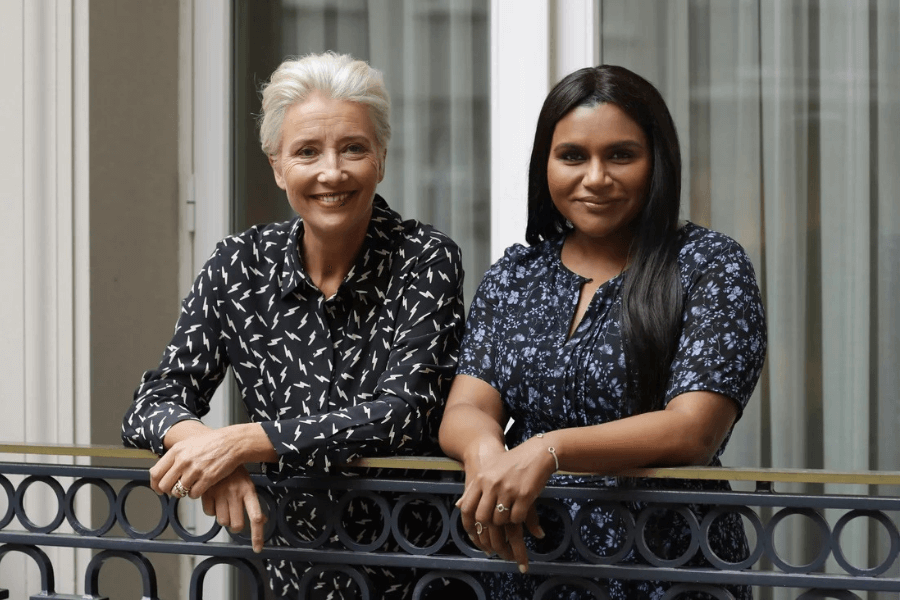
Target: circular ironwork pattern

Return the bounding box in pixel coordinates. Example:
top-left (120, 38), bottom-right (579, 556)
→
top-left (226, 488), bottom-right (278, 546)
top-left (167, 495), bottom-right (221, 544)
top-left (534, 576), bottom-right (611, 600)
top-left (528, 498), bottom-right (573, 562)
top-left (572, 501), bottom-right (634, 565)
top-left (275, 490), bottom-right (333, 549)
top-left (661, 583), bottom-right (736, 599)
top-left (831, 509), bottom-right (899, 577)
top-left (0, 475), bottom-right (15, 529)
top-left (390, 493), bottom-right (450, 555)
top-left (764, 507), bottom-right (832, 573)
top-left (412, 570), bottom-right (486, 600)
top-left (64, 478), bottom-right (117, 537)
top-left (297, 564), bottom-right (372, 600)
top-left (634, 504), bottom-right (701, 568)
top-left (332, 490), bottom-right (392, 553)
top-left (115, 481), bottom-right (169, 540)
top-left (14, 476), bottom-right (66, 534)
top-left (699, 505), bottom-right (765, 571)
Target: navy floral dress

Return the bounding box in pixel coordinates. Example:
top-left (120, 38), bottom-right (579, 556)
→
top-left (457, 223), bottom-right (767, 599)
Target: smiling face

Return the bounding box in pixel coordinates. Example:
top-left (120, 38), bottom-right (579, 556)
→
top-left (547, 102), bottom-right (651, 250)
top-left (269, 91), bottom-right (386, 243)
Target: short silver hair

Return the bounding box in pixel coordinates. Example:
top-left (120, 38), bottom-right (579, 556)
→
top-left (258, 52), bottom-right (391, 156)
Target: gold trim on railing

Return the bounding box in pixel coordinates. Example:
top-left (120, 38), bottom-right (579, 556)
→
top-left (3, 443), bottom-right (900, 486)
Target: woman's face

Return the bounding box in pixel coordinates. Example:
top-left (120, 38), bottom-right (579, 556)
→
top-left (547, 102), bottom-right (651, 247)
top-left (269, 91), bottom-right (385, 241)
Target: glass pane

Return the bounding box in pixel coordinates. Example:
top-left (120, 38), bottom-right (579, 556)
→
top-left (232, 0), bottom-right (491, 305)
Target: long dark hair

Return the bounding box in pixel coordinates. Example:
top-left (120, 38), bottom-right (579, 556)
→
top-left (525, 65), bottom-right (683, 415)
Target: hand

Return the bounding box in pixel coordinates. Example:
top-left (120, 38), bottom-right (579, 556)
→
top-left (200, 466), bottom-right (267, 553)
top-left (149, 426), bottom-right (244, 500)
top-left (456, 438), bottom-right (555, 572)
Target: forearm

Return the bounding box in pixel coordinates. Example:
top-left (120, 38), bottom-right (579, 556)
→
top-left (439, 402), bottom-right (507, 467)
top-left (541, 392), bottom-right (737, 474)
top-left (164, 420), bottom-right (278, 464)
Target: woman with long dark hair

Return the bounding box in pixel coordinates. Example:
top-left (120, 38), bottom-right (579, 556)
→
top-left (439, 65), bottom-right (766, 598)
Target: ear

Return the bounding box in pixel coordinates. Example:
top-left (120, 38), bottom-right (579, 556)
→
top-left (269, 154), bottom-right (286, 190)
top-left (377, 148), bottom-right (387, 183)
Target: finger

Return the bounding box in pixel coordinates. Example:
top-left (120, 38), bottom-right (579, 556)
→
top-left (487, 523), bottom-right (513, 561)
top-left (228, 495), bottom-right (245, 534)
top-left (492, 499), bottom-right (512, 527)
top-left (149, 453), bottom-right (174, 495)
top-left (215, 496), bottom-right (231, 529)
top-left (201, 494), bottom-right (215, 517)
top-left (524, 504), bottom-right (545, 540)
top-left (506, 524), bottom-right (529, 573)
top-left (244, 490), bottom-right (266, 553)
top-left (474, 491), bottom-right (498, 528)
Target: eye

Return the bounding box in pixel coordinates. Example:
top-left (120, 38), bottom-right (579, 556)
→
top-left (296, 146), bottom-right (317, 158)
top-left (346, 143), bottom-right (366, 153)
top-left (558, 149), bottom-right (585, 162)
top-left (610, 150), bottom-right (634, 161)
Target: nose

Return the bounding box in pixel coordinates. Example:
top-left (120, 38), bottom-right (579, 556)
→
top-left (583, 158), bottom-right (611, 191)
top-left (317, 152), bottom-right (348, 184)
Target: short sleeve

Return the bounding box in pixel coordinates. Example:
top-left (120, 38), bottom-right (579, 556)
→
top-left (664, 235), bottom-right (767, 417)
top-left (456, 250), bottom-right (516, 389)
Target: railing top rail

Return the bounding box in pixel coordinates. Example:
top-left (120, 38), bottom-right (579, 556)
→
top-left (2, 442), bottom-right (900, 486)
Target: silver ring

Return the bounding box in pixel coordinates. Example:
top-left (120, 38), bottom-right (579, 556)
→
top-left (496, 503), bottom-right (508, 513)
top-left (475, 522), bottom-right (483, 535)
top-left (172, 479), bottom-right (190, 499)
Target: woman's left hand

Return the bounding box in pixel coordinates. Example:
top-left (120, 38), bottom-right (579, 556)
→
top-left (456, 435), bottom-right (557, 572)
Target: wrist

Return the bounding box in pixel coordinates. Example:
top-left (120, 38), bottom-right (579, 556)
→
top-left (531, 432), bottom-right (560, 476)
top-left (462, 436), bottom-right (506, 469)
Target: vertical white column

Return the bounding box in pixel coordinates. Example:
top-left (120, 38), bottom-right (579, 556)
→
top-left (190, 1), bottom-right (233, 597)
top-left (489, 0), bottom-right (550, 260)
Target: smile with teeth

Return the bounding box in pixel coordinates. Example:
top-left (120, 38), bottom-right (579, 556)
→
top-left (311, 191), bottom-right (353, 205)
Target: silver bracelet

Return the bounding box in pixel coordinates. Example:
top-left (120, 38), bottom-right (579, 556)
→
top-left (535, 433), bottom-right (559, 471)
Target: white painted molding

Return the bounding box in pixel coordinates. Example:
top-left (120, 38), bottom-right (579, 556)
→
top-left (551, 0), bottom-right (599, 83)
top-left (489, 0), bottom-right (550, 260)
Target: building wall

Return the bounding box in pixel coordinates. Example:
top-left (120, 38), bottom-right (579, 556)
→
top-left (89, 1), bottom-right (182, 597)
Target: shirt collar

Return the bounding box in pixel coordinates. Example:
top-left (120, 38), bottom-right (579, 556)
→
top-left (279, 194), bottom-right (401, 303)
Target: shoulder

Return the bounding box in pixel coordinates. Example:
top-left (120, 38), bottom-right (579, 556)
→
top-left (374, 196), bottom-right (462, 267)
top-left (675, 222), bottom-right (758, 283)
top-left (474, 238), bottom-right (558, 299)
top-left (211, 219), bottom-right (296, 263)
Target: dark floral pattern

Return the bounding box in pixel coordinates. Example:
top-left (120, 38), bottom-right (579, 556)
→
top-left (457, 222), bottom-right (767, 599)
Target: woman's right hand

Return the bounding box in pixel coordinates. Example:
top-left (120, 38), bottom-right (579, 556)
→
top-left (455, 437), bottom-right (553, 572)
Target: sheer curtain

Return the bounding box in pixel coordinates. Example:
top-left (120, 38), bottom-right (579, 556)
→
top-left (234, 0), bottom-right (490, 304)
top-left (600, 1), bottom-right (900, 596)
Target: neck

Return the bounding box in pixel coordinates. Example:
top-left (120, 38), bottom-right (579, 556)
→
top-left (301, 227), bottom-right (367, 298)
top-left (561, 229), bottom-right (634, 282)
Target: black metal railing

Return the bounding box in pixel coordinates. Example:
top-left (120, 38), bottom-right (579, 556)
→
top-left (1, 445), bottom-right (899, 599)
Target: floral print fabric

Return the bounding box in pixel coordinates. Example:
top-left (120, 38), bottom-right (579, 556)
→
top-left (457, 222), bottom-right (767, 599)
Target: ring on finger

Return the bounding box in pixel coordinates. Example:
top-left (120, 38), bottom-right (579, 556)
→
top-left (496, 503), bottom-right (508, 513)
top-left (475, 521), bottom-right (483, 535)
top-left (171, 479), bottom-right (190, 499)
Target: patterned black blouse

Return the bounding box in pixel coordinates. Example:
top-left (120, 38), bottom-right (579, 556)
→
top-left (122, 195), bottom-right (465, 479)
top-left (457, 222), bottom-right (766, 600)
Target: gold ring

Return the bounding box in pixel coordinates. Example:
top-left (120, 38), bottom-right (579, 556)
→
top-left (475, 522), bottom-right (483, 535)
top-left (496, 503), bottom-right (507, 513)
top-left (172, 479), bottom-right (190, 498)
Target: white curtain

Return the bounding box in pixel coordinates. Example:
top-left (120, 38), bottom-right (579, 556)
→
top-left (600, 1), bottom-right (900, 597)
top-left (278, 0), bottom-right (491, 303)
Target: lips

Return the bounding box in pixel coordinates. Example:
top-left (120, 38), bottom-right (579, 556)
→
top-left (310, 191), bottom-right (354, 206)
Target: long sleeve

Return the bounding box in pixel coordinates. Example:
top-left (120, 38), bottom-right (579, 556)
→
top-left (122, 244), bottom-right (231, 455)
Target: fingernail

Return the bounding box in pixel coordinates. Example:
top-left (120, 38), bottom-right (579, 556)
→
top-left (454, 499), bottom-right (461, 507)
top-left (483, 551), bottom-right (491, 558)
top-left (518, 564), bottom-right (528, 574)
top-left (536, 526), bottom-right (546, 539)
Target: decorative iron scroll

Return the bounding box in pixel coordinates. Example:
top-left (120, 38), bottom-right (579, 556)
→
top-left (0, 461), bottom-right (898, 598)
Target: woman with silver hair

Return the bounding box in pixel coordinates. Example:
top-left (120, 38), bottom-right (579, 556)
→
top-left (123, 52), bottom-right (465, 598)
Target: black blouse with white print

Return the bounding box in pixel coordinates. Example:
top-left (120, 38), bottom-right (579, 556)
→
top-left (122, 195), bottom-right (465, 478)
